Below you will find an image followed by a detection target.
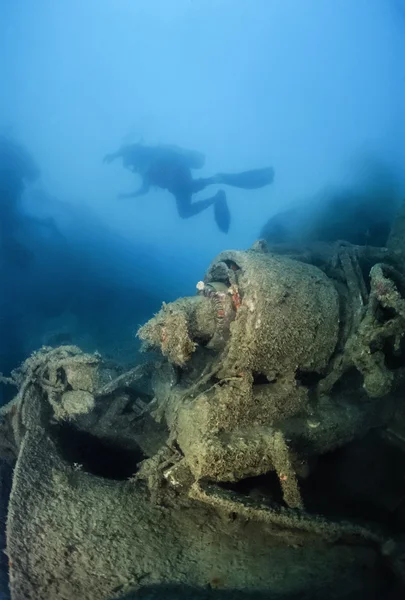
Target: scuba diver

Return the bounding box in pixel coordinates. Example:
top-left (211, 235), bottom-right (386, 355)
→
top-left (103, 142), bottom-right (274, 233)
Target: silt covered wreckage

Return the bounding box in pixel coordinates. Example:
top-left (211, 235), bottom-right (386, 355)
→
top-left (2, 208), bottom-right (405, 599)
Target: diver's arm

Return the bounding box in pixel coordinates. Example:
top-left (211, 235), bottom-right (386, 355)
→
top-left (117, 179), bottom-right (150, 199)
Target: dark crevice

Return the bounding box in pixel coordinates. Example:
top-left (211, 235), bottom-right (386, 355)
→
top-left (194, 336), bottom-right (209, 347)
top-left (295, 369), bottom-right (323, 387)
top-left (50, 422), bottom-right (146, 480)
top-left (215, 471), bottom-right (284, 506)
top-left (171, 440), bottom-right (185, 457)
top-left (252, 372), bottom-right (274, 385)
top-left (224, 260), bottom-right (241, 272)
top-left (120, 397), bottom-right (140, 415)
top-left (375, 305), bottom-right (397, 324)
top-left (56, 367), bottom-right (67, 386)
top-left (383, 336), bottom-right (405, 370)
top-left (330, 367), bottom-right (364, 399)
top-left (210, 432), bottom-right (405, 532)
top-left (301, 430), bottom-right (405, 529)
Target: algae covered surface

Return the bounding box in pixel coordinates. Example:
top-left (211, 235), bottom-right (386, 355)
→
top-left (1, 221), bottom-right (405, 599)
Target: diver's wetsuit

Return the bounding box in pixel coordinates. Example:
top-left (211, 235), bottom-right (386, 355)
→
top-left (141, 149), bottom-right (222, 218)
top-left (104, 143), bottom-right (274, 233)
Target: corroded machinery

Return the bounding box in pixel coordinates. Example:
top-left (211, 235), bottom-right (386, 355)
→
top-left (1, 238), bottom-right (405, 600)
top-left (138, 242), bottom-right (405, 509)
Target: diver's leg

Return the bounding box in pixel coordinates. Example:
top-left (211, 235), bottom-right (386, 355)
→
top-left (175, 191), bottom-right (218, 218)
top-left (175, 190), bottom-right (230, 233)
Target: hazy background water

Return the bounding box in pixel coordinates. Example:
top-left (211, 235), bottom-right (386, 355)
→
top-left (1, 0), bottom-right (405, 395)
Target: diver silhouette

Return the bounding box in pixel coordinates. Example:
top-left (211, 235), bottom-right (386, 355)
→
top-left (103, 143), bottom-right (274, 233)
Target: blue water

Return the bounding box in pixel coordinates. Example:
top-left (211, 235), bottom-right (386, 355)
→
top-left (1, 1), bottom-right (405, 598)
top-left (1, 0), bottom-right (404, 391)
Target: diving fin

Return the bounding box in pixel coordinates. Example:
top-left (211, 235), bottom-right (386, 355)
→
top-left (214, 190), bottom-right (231, 233)
top-left (216, 167), bottom-right (274, 190)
